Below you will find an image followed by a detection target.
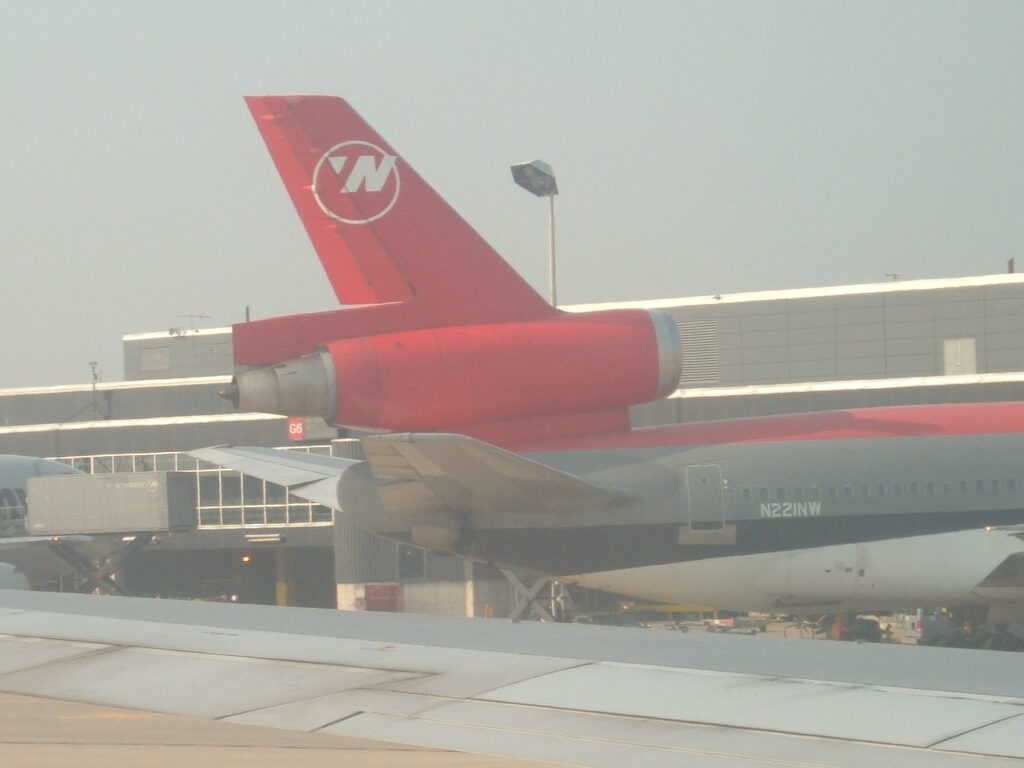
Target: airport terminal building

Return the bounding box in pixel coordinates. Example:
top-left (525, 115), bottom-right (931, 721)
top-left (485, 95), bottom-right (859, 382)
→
top-left (4, 272), bottom-right (1024, 614)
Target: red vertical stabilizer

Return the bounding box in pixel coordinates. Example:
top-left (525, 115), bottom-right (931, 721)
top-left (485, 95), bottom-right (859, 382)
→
top-left (245, 95), bottom-right (552, 329)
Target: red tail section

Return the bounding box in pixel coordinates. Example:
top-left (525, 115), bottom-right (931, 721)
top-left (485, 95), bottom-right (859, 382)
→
top-left (245, 96), bottom-right (551, 324)
top-left (230, 96), bottom-right (682, 445)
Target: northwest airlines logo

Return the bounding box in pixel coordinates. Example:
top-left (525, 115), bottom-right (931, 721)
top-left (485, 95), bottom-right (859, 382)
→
top-left (312, 141), bottom-right (400, 224)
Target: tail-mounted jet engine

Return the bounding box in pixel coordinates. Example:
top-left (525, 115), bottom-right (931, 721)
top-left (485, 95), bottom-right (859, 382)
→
top-left (223, 308), bottom-right (682, 435)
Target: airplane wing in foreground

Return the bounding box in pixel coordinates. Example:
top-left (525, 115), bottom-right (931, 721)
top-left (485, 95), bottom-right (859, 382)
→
top-left (0, 588), bottom-right (1021, 767)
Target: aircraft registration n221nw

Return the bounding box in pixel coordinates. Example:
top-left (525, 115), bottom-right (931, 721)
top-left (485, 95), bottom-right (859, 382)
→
top-left (196, 95), bottom-right (1024, 622)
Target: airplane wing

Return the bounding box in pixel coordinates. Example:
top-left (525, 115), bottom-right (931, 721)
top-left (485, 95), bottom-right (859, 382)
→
top-left (192, 435), bottom-right (634, 520)
top-left (191, 446), bottom-right (361, 509)
top-left (361, 433), bottom-right (634, 517)
top-left (0, 588), bottom-right (1021, 767)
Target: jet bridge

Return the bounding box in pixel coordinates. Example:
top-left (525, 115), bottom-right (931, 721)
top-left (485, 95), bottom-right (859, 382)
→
top-left (24, 472), bottom-right (197, 594)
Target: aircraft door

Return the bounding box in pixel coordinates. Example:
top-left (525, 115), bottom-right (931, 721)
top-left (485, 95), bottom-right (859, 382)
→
top-left (684, 464), bottom-right (725, 529)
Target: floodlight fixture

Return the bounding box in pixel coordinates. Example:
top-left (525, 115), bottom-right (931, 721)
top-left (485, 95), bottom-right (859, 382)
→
top-left (510, 160), bottom-right (559, 197)
top-left (510, 160), bottom-right (559, 305)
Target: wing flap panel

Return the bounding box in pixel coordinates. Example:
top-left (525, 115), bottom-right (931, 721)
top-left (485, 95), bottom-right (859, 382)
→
top-left (0, 645), bottom-right (410, 720)
top-left (327, 711), bottom-right (665, 768)
top-left (482, 661), bottom-right (1021, 749)
top-left (326, 707), bottom-right (1010, 768)
top-left (938, 715), bottom-right (1024, 759)
top-left (0, 635), bottom-right (111, 675)
top-left (224, 689), bottom-right (444, 731)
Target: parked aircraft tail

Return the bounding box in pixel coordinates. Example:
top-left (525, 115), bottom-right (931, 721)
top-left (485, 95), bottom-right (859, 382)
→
top-left (230, 96), bottom-right (681, 444)
top-left (246, 96), bottom-right (550, 312)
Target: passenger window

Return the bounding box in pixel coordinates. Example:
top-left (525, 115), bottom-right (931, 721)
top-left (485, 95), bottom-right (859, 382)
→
top-left (960, 480), bottom-right (969, 494)
top-left (991, 480), bottom-right (1000, 492)
top-left (809, 486), bottom-right (820, 500)
top-left (859, 484), bottom-right (869, 498)
top-left (876, 484), bottom-right (885, 497)
top-left (827, 487), bottom-right (837, 500)
top-left (893, 484), bottom-right (902, 497)
top-left (794, 487), bottom-right (804, 501)
top-left (942, 483), bottom-right (951, 494)
top-left (910, 482), bottom-right (919, 496)
top-left (742, 489), bottom-right (752, 502)
top-left (1009, 479), bottom-right (1017, 492)
top-left (842, 486), bottom-right (852, 499)
top-left (776, 487), bottom-right (786, 501)
top-left (926, 482), bottom-right (935, 496)
top-left (975, 480), bottom-right (985, 493)
top-left (759, 488), bottom-right (769, 502)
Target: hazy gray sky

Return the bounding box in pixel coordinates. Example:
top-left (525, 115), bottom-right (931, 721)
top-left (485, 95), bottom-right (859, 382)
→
top-left (3, 1), bottom-right (1022, 387)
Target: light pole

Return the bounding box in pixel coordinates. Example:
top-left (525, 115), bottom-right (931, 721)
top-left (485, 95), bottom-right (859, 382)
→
top-left (510, 160), bottom-right (559, 306)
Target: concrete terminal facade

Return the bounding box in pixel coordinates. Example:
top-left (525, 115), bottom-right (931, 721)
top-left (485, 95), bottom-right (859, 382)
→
top-left (3, 273), bottom-right (1024, 613)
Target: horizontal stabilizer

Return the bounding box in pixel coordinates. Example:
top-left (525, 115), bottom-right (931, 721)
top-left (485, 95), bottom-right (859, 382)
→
top-left (362, 432), bottom-right (634, 519)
